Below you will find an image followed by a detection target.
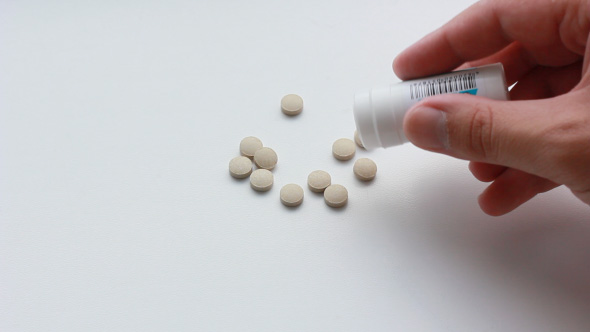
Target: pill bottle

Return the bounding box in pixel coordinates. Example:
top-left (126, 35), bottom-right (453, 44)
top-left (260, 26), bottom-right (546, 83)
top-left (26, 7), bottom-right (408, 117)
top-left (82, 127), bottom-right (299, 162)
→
top-left (353, 63), bottom-right (509, 149)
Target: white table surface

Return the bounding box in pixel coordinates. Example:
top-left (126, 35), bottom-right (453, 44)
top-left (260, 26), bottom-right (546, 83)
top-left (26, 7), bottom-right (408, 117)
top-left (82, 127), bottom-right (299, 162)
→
top-left (2, 1), bottom-right (590, 331)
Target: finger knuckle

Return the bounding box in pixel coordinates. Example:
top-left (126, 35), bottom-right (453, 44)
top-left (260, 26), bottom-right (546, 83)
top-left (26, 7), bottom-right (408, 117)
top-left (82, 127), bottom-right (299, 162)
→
top-left (466, 104), bottom-right (497, 160)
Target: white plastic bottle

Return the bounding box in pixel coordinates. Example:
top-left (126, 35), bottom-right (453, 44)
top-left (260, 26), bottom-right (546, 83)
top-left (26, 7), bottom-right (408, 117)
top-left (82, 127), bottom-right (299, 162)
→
top-left (353, 63), bottom-right (509, 149)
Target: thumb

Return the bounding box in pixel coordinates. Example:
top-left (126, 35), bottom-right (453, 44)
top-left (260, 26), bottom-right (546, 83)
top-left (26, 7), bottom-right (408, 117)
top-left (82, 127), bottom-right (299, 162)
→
top-left (403, 94), bottom-right (549, 172)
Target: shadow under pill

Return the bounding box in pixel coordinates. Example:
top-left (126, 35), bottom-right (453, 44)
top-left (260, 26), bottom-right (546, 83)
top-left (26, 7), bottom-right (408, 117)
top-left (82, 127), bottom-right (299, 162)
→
top-left (281, 112), bottom-right (304, 121)
top-left (354, 178), bottom-right (376, 187)
top-left (324, 202), bottom-right (349, 213)
top-left (281, 203), bottom-right (303, 211)
top-left (250, 187), bottom-right (273, 195)
top-left (230, 175), bottom-right (250, 183)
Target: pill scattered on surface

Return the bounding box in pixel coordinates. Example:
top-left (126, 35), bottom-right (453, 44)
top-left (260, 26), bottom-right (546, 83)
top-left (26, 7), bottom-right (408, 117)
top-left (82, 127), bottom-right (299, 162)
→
top-left (280, 184), bottom-right (304, 207)
top-left (250, 169), bottom-right (273, 191)
top-left (253, 147), bottom-right (278, 170)
top-left (307, 170), bottom-right (331, 193)
top-left (229, 156), bottom-right (253, 179)
top-left (240, 136), bottom-right (263, 158)
top-left (324, 184), bottom-right (348, 208)
top-left (281, 94), bottom-right (304, 116)
top-left (353, 158), bottom-right (377, 181)
top-left (354, 130), bottom-right (364, 149)
top-left (332, 138), bottom-right (356, 161)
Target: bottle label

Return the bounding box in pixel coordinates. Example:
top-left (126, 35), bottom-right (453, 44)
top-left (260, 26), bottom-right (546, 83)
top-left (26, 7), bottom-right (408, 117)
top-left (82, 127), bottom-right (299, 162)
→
top-left (409, 71), bottom-right (478, 100)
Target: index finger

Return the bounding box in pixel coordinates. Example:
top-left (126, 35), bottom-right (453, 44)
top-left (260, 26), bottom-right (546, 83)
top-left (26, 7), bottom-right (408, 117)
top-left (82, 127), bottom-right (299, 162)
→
top-left (393, 1), bottom-right (511, 80)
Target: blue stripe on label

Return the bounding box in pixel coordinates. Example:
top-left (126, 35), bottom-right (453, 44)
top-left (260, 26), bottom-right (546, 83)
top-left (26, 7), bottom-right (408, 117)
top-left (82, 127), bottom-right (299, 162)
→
top-left (460, 88), bottom-right (478, 95)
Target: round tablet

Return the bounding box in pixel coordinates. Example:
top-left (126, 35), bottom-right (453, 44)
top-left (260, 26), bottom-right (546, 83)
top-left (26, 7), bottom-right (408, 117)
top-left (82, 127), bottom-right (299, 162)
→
top-left (253, 147), bottom-right (278, 170)
top-left (353, 158), bottom-right (377, 181)
top-left (354, 130), bottom-right (365, 149)
top-left (307, 170), bottom-right (331, 193)
top-left (280, 184), bottom-right (304, 207)
top-left (250, 169), bottom-right (273, 191)
top-left (240, 136), bottom-right (263, 158)
top-left (281, 94), bottom-right (303, 116)
top-left (324, 184), bottom-right (348, 208)
top-left (229, 156), bottom-right (253, 179)
top-left (332, 138), bottom-right (356, 161)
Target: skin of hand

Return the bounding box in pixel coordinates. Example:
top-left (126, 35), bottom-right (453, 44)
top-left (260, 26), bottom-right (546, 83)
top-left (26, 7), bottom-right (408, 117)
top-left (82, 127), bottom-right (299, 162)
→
top-left (393, 0), bottom-right (590, 216)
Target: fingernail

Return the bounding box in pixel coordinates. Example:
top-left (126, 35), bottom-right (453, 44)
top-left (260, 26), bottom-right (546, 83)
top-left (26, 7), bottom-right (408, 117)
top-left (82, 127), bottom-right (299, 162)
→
top-left (406, 106), bottom-right (449, 149)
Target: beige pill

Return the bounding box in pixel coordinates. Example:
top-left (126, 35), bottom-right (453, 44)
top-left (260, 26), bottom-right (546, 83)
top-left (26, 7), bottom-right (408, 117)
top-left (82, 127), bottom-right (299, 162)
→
top-left (354, 130), bottom-right (365, 149)
top-left (332, 138), bottom-right (356, 161)
top-left (353, 158), bottom-right (377, 181)
top-left (324, 184), bottom-right (348, 208)
top-left (229, 156), bottom-right (253, 179)
top-left (254, 147), bottom-right (278, 170)
top-left (281, 94), bottom-right (303, 116)
top-left (280, 184), bottom-right (304, 207)
top-left (307, 170), bottom-right (331, 193)
top-left (250, 169), bottom-right (273, 191)
top-left (240, 136), bottom-right (263, 158)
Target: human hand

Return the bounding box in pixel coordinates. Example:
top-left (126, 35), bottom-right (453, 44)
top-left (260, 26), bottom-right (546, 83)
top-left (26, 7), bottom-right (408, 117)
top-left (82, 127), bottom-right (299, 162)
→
top-left (393, 0), bottom-right (590, 216)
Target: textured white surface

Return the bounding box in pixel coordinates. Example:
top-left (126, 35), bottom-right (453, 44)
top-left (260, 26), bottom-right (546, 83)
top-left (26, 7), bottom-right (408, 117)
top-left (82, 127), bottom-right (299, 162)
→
top-left (1, 0), bottom-right (590, 331)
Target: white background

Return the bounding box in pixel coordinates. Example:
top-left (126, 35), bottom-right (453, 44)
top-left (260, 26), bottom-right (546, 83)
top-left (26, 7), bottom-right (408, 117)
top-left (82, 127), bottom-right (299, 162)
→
top-left (2, 0), bottom-right (590, 331)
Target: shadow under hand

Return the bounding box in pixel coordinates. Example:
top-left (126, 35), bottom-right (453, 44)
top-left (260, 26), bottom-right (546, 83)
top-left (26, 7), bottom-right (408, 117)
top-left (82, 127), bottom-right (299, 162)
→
top-left (405, 167), bottom-right (590, 308)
